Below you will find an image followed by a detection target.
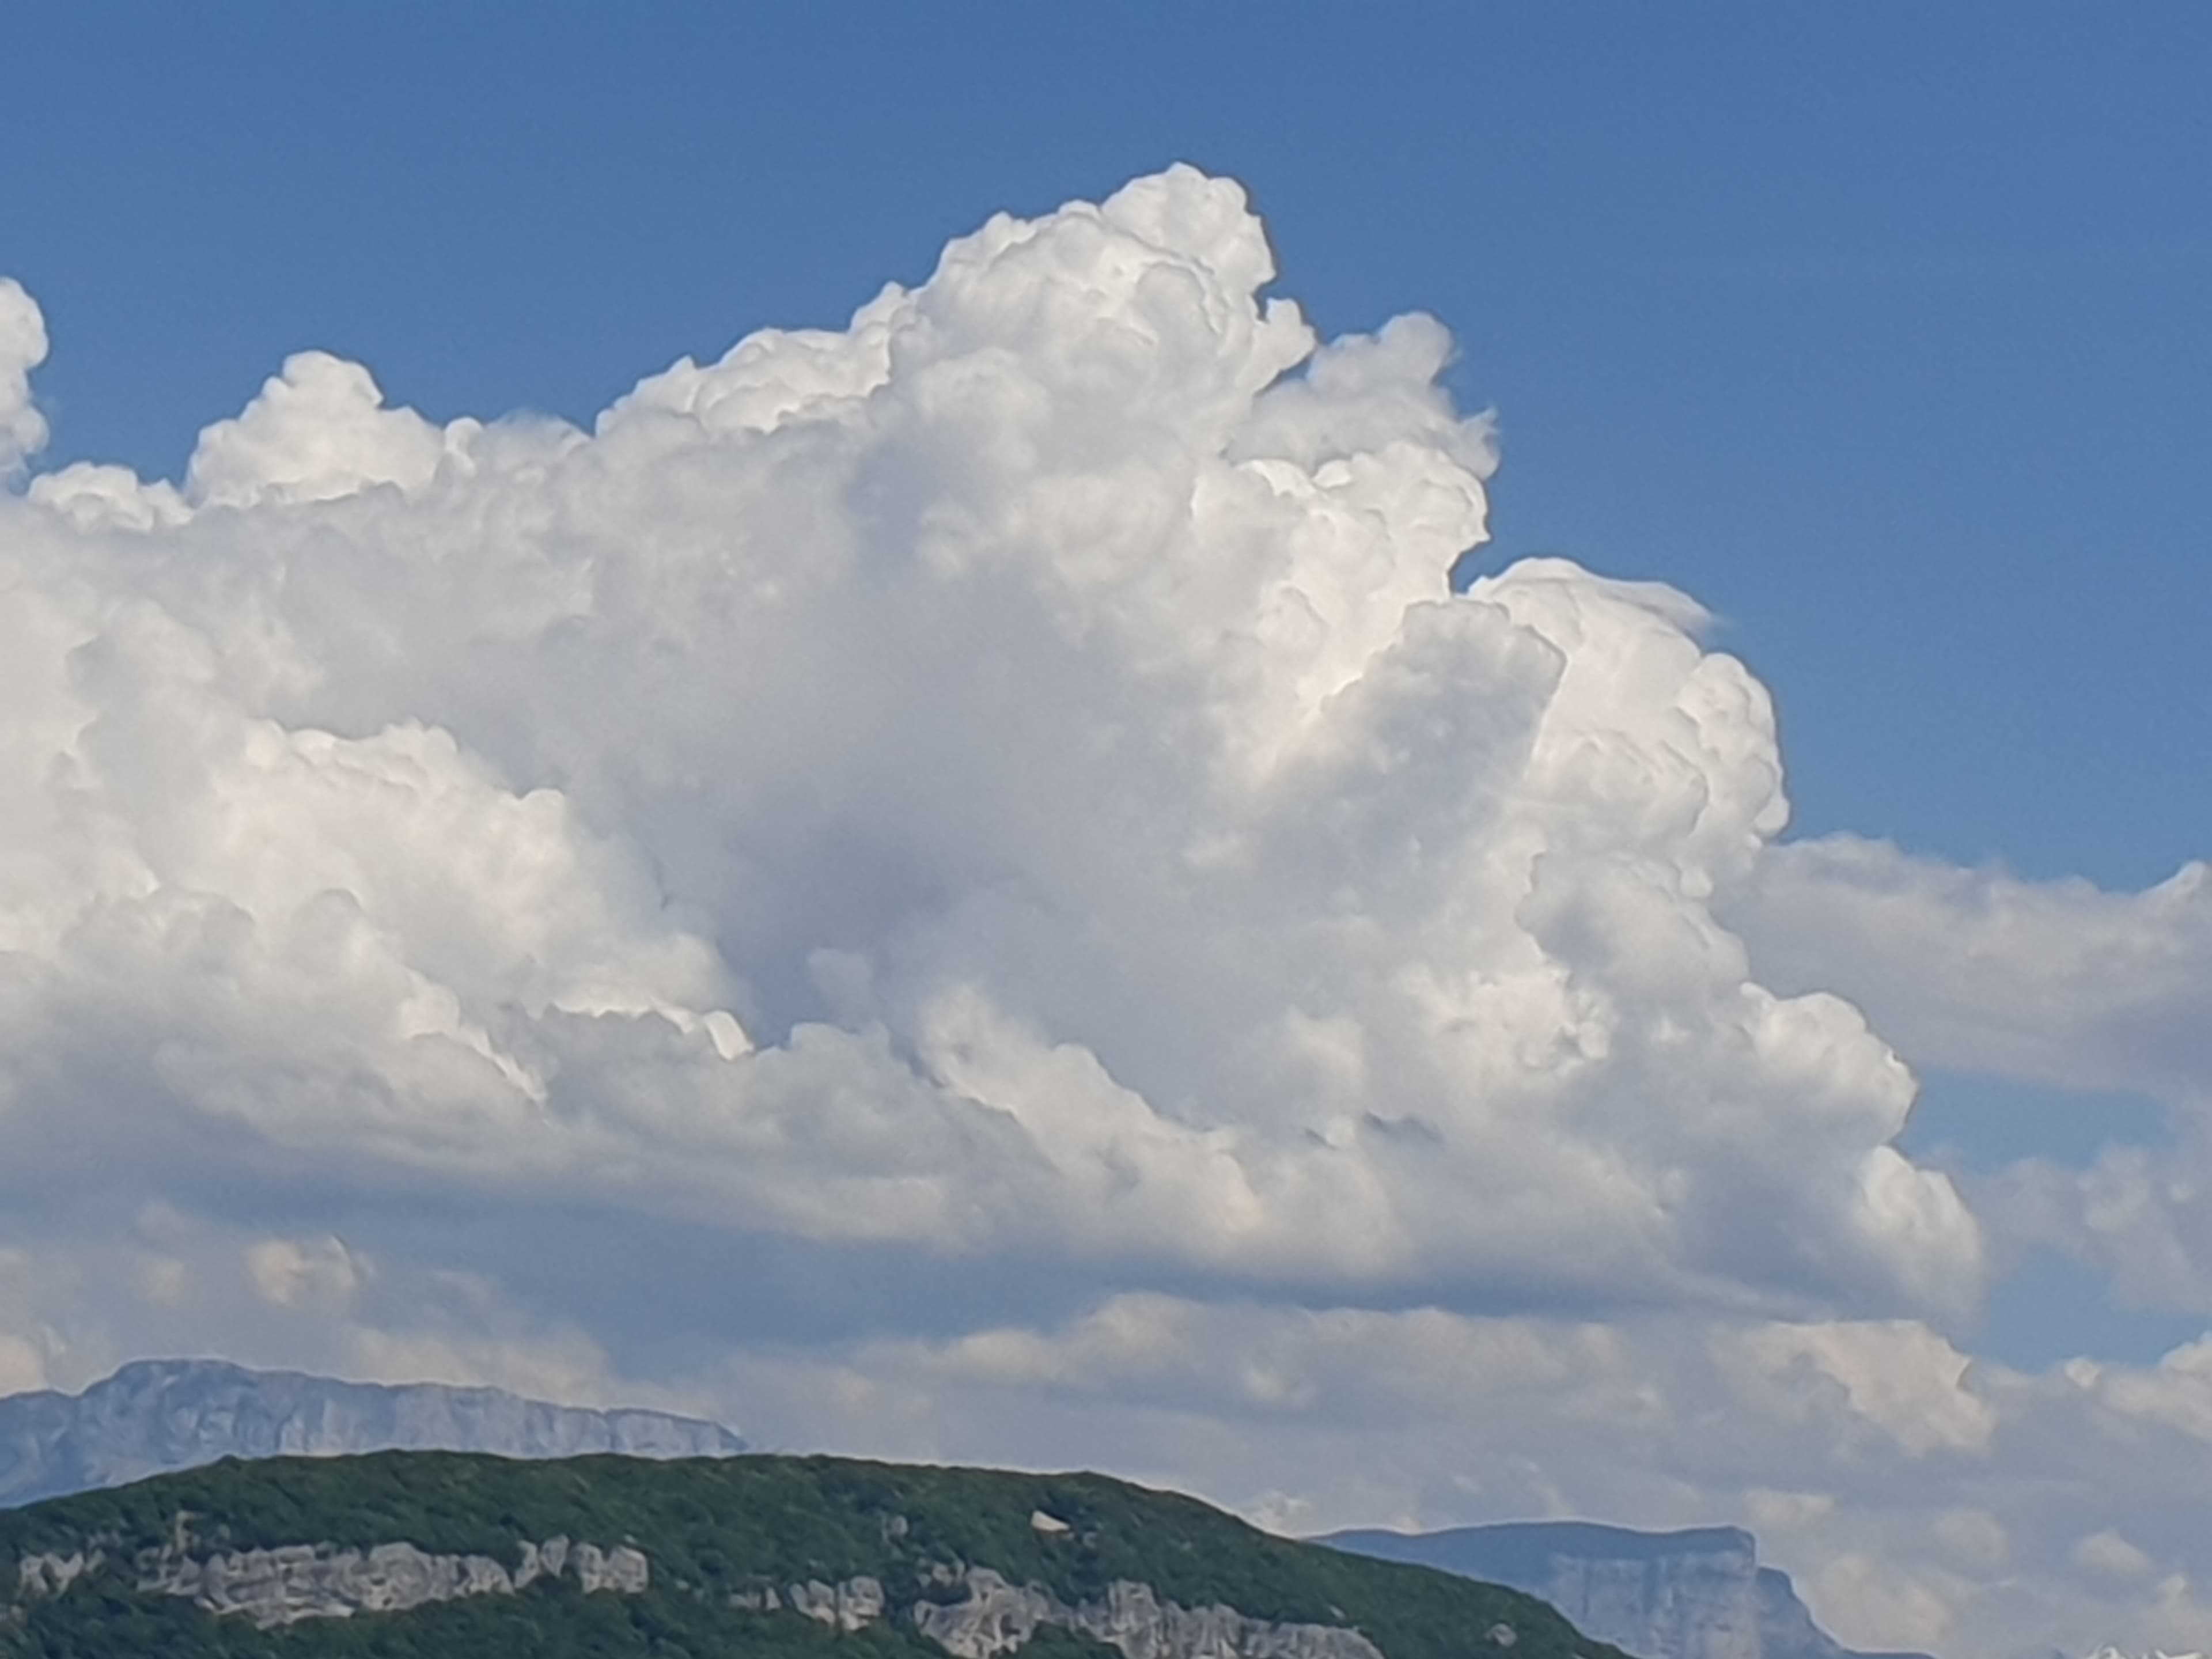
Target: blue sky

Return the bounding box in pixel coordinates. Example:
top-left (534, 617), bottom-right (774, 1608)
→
top-left (10, 3), bottom-right (2205, 888)
top-left (3, 7), bottom-right (2209, 1652)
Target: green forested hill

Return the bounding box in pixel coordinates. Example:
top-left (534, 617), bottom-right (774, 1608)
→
top-left (0, 1451), bottom-right (1624, 1659)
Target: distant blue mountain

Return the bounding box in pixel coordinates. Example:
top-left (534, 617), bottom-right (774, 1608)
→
top-left (0, 1357), bottom-right (744, 1508)
top-left (1319, 1521), bottom-right (1932, 1659)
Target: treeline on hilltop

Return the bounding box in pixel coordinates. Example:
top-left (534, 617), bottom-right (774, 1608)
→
top-left (0, 1451), bottom-right (1624, 1659)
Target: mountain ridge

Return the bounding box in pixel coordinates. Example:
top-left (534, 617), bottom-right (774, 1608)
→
top-left (0, 1358), bottom-right (744, 1509)
top-left (1320, 1521), bottom-right (1929, 1659)
top-left (0, 1448), bottom-right (1630, 1658)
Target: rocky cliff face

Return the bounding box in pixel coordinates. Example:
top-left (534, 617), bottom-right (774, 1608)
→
top-left (0, 1358), bottom-right (744, 1508)
top-left (910, 1566), bottom-right (1397, 1659)
top-left (13, 1545), bottom-right (1510, 1659)
top-left (1319, 1522), bottom-right (1927, 1659)
top-left (18, 1529), bottom-right (649, 1629)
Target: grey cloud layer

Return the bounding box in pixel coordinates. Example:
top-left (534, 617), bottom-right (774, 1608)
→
top-left (1732, 838), bottom-right (2212, 1339)
top-left (1733, 838), bottom-right (2212, 1103)
top-left (0, 171), bottom-right (2205, 1658)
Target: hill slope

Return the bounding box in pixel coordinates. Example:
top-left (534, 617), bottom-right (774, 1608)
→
top-left (1320, 1524), bottom-right (1926, 1659)
top-left (0, 1360), bottom-right (745, 1508)
top-left (0, 1451), bottom-right (1627, 1659)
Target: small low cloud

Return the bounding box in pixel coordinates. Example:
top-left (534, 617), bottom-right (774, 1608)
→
top-left (0, 278), bottom-right (48, 473)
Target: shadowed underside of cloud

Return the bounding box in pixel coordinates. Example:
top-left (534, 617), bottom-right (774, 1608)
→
top-left (0, 171), bottom-right (2203, 1659)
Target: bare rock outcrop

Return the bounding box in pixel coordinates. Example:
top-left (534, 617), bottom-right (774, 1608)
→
top-left (16, 1551), bottom-right (94, 1597)
top-left (913, 1566), bottom-right (1388, 1659)
top-left (789, 1575), bottom-right (888, 1631)
top-left (573, 1542), bottom-right (652, 1595)
top-left (914, 1569), bottom-right (1054, 1657)
top-left (11, 1528), bottom-right (653, 1628)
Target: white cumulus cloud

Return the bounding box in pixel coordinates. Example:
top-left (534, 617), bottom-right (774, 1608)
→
top-left (0, 166), bottom-right (1978, 1319)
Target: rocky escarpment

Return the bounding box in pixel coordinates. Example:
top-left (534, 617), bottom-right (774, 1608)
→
top-left (738, 1574), bottom-right (890, 1628)
top-left (593, 1562), bottom-right (1412, 1659)
top-left (1320, 1523), bottom-right (1926, 1659)
top-left (17, 1530), bottom-right (649, 1629)
top-left (0, 1354), bottom-right (747, 1513)
top-left (12, 1546), bottom-right (1516, 1658)
top-left (0, 1358), bottom-right (743, 1509)
top-left (911, 1567), bottom-right (1395, 1659)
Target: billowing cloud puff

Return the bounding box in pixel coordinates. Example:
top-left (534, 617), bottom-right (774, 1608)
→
top-left (0, 278), bottom-right (48, 474)
top-left (0, 167), bottom-right (1975, 1321)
